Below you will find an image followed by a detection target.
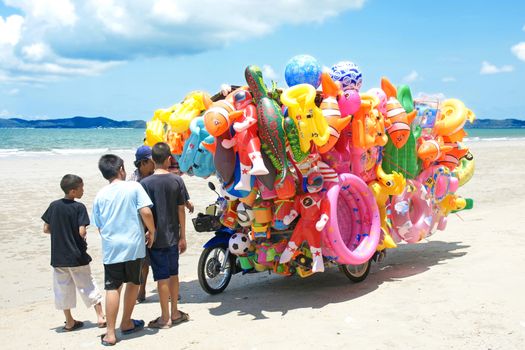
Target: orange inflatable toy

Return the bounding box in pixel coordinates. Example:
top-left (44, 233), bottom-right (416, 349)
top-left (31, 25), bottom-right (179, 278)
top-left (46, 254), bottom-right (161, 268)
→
top-left (318, 72), bottom-right (352, 154)
top-left (381, 77), bottom-right (417, 148)
top-left (351, 93), bottom-right (388, 149)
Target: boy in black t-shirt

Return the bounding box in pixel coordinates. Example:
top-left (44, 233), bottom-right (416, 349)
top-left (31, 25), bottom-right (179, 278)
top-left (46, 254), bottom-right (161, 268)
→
top-left (42, 174), bottom-right (106, 332)
top-left (141, 142), bottom-right (190, 329)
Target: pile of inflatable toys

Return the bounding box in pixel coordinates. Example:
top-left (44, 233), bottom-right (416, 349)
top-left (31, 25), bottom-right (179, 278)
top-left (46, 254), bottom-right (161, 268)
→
top-left (143, 55), bottom-right (475, 277)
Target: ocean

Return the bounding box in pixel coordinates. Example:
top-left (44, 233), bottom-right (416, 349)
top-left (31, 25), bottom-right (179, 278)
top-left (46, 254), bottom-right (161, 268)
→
top-left (0, 127), bottom-right (524, 157)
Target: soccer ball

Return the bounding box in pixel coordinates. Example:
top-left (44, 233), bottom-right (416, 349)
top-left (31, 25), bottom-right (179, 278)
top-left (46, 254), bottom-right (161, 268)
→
top-left (329, 61), bottom-right (363, 91)
top-left (236, 203), bottom-right (254, 227)
top-left (228, 233), bottom-right (251, 256)
top-left (284, 54), bottom-right (322, 88)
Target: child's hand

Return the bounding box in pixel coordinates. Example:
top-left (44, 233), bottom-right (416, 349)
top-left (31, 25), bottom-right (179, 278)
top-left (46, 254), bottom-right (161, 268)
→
top-left (179, 237), bottom-right (187, 254)
top-left (145, 231), bottom-right (155, 248)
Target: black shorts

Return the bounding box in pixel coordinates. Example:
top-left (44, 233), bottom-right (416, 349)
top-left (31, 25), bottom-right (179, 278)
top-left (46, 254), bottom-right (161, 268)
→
top-left (103, 258), bottom-right (144, 290)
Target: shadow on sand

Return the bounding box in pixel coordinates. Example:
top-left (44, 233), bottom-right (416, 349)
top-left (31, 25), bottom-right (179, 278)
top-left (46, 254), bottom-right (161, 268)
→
top-left (172, 241), bottom-right (468, 320)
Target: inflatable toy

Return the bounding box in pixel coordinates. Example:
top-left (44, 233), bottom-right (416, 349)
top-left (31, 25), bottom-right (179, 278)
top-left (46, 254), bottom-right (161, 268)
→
top-left (318, 72), bottom-right (352, 154)
top-left (368, 165), bottom-right (406, 250)
top-left (324, 173), bottom-right (381, 264)
top-left (381, 77), bottom-right (417, 149)
top-left (437, 139), bottom-right (469, 171)
top-left (169, 91), bottom-right (212, 133)
top-left (279, 191), bottom-right (330, 273)
top-left (417, 135), bottom-right (453, 168)
top-left (223, 90), bottom-right (269, 191)
top-left (382, 125), bottom-right (421, 179)
top-left (351, 93), bottom-right (388, 149)
top-left (390, 180), bottom-right (433, 243)
top-left (280, 83), bottom-right (330, 152)
top-left (203, 99), bottom-right (236, 137)
top-left (434, 99), bottom-right (476, 141)
top-left (454, 156), bottom-right (475, 187)
top-left (284, 113), bottom-right (309, 162)
top-left (338, 88), bottom-right (361, 117)
top-left (330, 61), bottom-right (363, 91)
top-left (245, 65), bottom-right (289, 178)
top-left (145, 119), bottom-right (165, 147)
top-left (284, 54), bottom-right (322, 88)
top-left (417, 165), bottom-right (458, 203)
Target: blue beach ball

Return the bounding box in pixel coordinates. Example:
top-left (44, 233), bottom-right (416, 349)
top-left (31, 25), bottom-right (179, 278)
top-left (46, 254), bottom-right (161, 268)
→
top-left (329, 61), bottom-right (363, 91)
top-left (284, 54), bottom-right (322, 88)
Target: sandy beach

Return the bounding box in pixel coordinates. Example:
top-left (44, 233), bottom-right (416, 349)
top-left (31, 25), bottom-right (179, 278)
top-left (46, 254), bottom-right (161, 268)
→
top-left (0, 140), bottom-right (524, 349)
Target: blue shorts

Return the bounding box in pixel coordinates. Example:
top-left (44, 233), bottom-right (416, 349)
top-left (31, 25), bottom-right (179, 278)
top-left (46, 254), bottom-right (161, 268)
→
top-left (148, 245), bottom-right (179, 281)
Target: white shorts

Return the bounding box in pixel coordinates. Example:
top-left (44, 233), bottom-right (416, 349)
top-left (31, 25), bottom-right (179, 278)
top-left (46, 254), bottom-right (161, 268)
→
top-left (53, 265), bottom-right (103, 310)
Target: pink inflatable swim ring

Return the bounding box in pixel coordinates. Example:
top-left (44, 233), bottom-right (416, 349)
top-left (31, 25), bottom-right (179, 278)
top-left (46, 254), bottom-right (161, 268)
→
top-left (324, 173), bottom-right (381, 265)
top-left (417, 165), bottom-right (458, 202)
top-left (390, 180), bottom-right (433, 243)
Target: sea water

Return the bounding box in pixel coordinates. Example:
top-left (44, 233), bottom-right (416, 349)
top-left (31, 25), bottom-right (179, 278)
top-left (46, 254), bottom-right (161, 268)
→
top-left (0, 127), bottom-right (524, 157)
top-left (0, 128), bottom-right (145, 157)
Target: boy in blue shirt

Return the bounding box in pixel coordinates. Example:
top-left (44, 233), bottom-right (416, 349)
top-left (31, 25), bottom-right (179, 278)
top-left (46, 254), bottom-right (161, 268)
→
top-left (93, 154), bottom-right (156, 346)
top-left (42, 174), bottom-right (106, 332)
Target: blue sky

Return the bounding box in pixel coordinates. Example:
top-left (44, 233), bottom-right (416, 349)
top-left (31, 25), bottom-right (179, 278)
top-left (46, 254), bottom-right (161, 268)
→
top-left (1, 0), bottom-right (524, 120)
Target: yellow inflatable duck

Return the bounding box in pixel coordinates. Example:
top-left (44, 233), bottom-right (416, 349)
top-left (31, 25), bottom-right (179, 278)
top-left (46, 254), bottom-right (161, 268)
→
top-left (368, 165), bottom-right (406, 250)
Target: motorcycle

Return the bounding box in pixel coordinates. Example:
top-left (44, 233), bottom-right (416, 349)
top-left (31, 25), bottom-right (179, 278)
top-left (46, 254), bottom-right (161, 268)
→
top-left (193, 182), bottom-right (373, 295)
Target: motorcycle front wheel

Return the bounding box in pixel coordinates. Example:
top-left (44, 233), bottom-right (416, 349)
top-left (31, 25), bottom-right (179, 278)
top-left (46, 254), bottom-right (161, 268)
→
top-left (339, 259), bottom-right (371, 283)
top-left (198, 245), bottom-right (235, 294)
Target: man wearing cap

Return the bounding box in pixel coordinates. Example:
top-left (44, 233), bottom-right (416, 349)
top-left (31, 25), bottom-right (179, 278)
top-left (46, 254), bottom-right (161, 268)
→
top-left (128, 145), bottom-right (155, 182)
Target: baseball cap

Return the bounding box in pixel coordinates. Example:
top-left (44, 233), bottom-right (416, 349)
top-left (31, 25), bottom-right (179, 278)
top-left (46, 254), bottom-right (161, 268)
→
top-left (135, 145), bottom-right (152, 162)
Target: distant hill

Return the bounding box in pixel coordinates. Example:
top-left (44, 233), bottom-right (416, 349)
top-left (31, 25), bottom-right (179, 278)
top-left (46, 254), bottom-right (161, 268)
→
top-left (465, 118), bottom-right (525, 129)
top-left (0, 116), bottom-right (146, 129)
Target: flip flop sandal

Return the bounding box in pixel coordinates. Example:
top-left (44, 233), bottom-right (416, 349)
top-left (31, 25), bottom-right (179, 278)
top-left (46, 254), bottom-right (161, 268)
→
top-left (100, 334), bottom-right (116, 346)
top-left (121, 319), bottom-right (145, 335)
top-left (147, 317), bottom-right (171, 329)
top-left (171, 311), bottom-right (189, 326)
top-left (63, 320), bottom-right (84, 332)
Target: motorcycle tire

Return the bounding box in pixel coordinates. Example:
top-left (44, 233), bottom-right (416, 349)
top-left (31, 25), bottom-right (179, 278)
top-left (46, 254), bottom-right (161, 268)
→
top-left (198, 245), bottom-right (236, 294)
top-left (339, 259), bottom-right (372, 283)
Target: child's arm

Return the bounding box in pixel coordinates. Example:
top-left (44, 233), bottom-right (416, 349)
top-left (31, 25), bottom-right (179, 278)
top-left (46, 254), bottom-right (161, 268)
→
top-left (139, 207), bottom-right (156, 248)
top-left (43, 223), bottom-right (50, 234)
top-left (79, 225), bottom-right (87, 239)
top-left (178, 204), bottom-right (186, 254)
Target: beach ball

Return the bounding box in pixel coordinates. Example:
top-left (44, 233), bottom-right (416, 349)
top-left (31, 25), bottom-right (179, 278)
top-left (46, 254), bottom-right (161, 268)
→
top-left (284, 54), bottom-right (322, 88)
top-left (330, 61), bottom-right (363, 91)
top-left (228, 233), bottom-right (251, 256)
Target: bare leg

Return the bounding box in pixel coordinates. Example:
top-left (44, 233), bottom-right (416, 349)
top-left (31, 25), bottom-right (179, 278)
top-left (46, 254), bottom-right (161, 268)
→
top-left (168, 275), bottom-right (181, 320)
top-left (120, 283), bottom-right (140, 331)
top-left (63, 309), bottom-right (75, 329)
top-left (103, 287), bottom-right (122, 344)
top-left (137, 263), bottom-right (149, 301)
top-left (94, 302), bottom-right (106, 325)
top-left (155, 279), bottom-right (172, 326)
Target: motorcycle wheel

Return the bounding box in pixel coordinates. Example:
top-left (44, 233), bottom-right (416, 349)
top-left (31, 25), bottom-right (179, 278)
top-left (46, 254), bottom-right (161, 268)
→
top-left (198, 245), bottom-right (235, 294)
top-left (339, 259), bottom-right (371, 283)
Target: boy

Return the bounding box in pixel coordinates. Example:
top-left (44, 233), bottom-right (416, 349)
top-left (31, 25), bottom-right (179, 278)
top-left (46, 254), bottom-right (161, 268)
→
top-left (140, 142), bottom-right (190, 329)
top-left (93, 154), bottom-right (156, 346)
top-left (41, 174), bottom-right (105, 332)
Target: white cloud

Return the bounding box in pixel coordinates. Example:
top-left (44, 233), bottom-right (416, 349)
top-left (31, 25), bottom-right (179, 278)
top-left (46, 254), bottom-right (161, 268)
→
top-left (480, 61), bottom-right (514, 74)
top-left (7, 88), bottom-right (19, 95)
top-left (262, 65), bottom-right (278, 81)
top-left (441, 76), bottom-right (456, 83)
top-left (522, 24), bottom-right (525, 31)
top-left (511, 42), bottom-right (525, 62)
top-left (0, 0), bottom-right (365, 85)
top-left (0, 109), bottom-right (10, 117)
top-left (0, 15), bottom-right (24, 45)
top-left (403, 70), bottom-right (419, 83)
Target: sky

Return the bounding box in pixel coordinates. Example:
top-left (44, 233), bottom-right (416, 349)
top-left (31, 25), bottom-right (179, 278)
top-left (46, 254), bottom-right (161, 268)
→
top-left (0, 0), bottom-right (524, 120)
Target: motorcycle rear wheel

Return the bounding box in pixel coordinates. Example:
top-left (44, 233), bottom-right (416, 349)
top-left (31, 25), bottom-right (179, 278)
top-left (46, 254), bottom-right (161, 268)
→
top-left (339, 259), bottom-right (371, 283)
top-left (198, 245), bottom-right (235, 294)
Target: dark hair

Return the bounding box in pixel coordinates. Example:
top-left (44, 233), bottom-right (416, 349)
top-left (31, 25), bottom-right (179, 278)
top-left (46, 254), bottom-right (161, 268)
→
top-left (134, 159), bottom-right (148, 169)
top-left (60, 174), bottom-right (83, 194)
top-left (152, 142), bottom-right (171, 165)
top-left (98, 154), bottom-right (124, 180)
